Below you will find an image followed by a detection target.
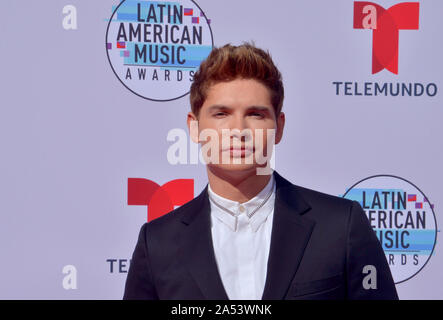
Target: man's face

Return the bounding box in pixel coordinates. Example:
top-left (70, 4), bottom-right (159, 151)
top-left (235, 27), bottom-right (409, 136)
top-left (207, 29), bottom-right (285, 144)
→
top-left (187, 78), bottom-right (285, 174)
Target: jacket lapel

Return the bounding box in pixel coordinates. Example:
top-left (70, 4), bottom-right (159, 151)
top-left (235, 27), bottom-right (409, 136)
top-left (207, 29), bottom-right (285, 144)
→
top-left (180, 186), bottom-right (229, 299)
top-left (261, 171), bottom-right (316, 300)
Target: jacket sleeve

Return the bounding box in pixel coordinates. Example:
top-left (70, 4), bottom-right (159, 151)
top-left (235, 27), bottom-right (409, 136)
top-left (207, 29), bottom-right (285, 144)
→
top-left (346, 201), bottom-right (399, 300)
top-left (123, 223), bottom-right (159, 300)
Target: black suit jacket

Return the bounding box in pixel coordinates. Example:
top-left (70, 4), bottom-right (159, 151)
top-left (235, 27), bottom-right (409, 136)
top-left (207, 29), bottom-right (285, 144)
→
top-left (123, 171), bottom-right (398, 300)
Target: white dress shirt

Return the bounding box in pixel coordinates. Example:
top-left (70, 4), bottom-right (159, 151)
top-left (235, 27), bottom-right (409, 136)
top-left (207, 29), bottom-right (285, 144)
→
top-left (207, 174), bottom-right (276, 300)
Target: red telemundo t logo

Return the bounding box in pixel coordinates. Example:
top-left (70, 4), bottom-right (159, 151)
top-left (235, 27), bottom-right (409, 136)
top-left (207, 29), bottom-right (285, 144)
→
top-left (128, 178), bottom-right (194, 221)
top-left (353, 2), bottom-right (419, 74)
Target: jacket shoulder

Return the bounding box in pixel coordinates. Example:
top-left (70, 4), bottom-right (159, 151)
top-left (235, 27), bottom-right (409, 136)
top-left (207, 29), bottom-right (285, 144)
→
top-left (274, 171), bottom-right (354, 212)
top-left (288, 182), bottom-right (359, 227)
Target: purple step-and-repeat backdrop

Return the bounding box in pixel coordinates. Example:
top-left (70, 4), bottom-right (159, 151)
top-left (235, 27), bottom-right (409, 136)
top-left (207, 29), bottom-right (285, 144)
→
top-left (0, 0), bottom-right (441, 299)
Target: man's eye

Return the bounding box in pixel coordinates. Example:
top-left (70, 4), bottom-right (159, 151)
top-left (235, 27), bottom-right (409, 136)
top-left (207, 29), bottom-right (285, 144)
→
top-left (250, 112), bottom-right (264, 118)
top-left (214, 112), bottom-right (227, 117)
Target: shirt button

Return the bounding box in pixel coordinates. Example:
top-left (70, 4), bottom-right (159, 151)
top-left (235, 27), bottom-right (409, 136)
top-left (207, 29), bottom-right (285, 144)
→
top-left (239, 205), bottom-right (245, 213)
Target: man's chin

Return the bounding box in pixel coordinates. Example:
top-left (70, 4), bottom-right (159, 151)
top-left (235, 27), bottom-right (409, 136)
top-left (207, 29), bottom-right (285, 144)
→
top-left (206, 162), bottom-right (272, 177)
top-left (207, 163), bottom-right (258, 172)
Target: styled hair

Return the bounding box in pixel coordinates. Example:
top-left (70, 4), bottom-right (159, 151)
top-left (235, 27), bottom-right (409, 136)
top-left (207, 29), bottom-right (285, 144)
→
top-left (190, 43), bottom-right (284, 118)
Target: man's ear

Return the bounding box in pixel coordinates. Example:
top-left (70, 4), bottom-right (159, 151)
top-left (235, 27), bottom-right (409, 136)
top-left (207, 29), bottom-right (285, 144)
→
top-left (275, 111), bottom-right (285, 145)
top-left (187, 112), bottom-right (199, 143)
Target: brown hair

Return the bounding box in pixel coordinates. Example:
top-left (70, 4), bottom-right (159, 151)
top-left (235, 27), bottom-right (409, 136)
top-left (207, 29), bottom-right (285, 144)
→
top-left (190, 43), bottom-right (284, 118)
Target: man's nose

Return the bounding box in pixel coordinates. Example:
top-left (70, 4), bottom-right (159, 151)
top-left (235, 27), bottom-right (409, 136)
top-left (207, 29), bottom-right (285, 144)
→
top-left (229, 116), bottom-right (251, 141)
top-left (230, 114), bottom-right (247, 131)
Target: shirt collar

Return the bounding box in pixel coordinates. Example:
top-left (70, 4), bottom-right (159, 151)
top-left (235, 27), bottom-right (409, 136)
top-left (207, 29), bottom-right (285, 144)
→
top-left (207, 174), bottom-right (276, 232)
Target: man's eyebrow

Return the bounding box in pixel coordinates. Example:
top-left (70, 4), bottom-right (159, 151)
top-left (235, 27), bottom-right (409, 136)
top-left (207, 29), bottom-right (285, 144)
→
top-left (246, 106), bottom-right (271, 112)
top-left (207, 105), bottom-right (271, 112)
top-left (207, 105), bottom-right (231, 112)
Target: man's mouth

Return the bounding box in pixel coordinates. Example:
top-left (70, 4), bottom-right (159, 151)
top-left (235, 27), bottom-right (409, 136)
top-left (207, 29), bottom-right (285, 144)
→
top-left (224, 146), bottom-right (254, 157)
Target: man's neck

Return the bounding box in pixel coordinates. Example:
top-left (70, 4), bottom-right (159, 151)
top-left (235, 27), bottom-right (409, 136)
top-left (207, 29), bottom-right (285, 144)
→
top-left (206, 166), bottom-right (272, 203)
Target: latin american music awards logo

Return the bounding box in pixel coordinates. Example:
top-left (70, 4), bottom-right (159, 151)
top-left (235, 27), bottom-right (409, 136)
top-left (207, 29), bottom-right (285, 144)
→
top-left (343, 175), bottom-right (438, 284)
top-left (106, 0), bottom-right (214, 101)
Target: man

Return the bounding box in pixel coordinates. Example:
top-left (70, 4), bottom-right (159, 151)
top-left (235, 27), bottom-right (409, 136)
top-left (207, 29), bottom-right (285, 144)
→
top-left (123, 43), bottom-right (398, 300)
